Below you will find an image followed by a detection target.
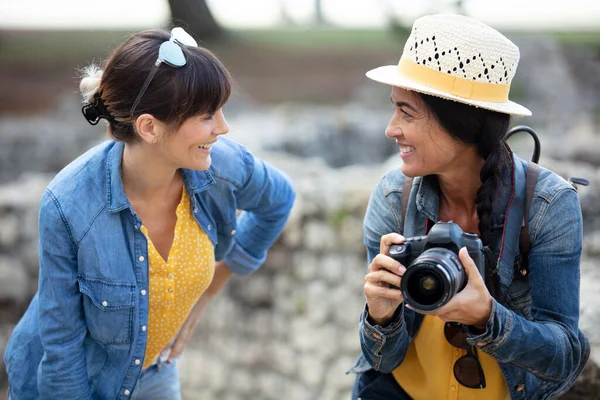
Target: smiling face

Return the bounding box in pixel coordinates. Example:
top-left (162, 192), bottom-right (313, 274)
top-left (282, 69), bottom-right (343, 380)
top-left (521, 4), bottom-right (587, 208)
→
top-left (154, 108), bottom-right (229, 171)
top-left (387, 87), bottom-right (476, 178)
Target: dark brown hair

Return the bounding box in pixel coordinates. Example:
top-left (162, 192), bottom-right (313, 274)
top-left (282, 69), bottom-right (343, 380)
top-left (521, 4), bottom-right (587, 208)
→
top-left (418, 93), bottom-right (511, 245)
top-left (82, 29), bottom-right (231, 143)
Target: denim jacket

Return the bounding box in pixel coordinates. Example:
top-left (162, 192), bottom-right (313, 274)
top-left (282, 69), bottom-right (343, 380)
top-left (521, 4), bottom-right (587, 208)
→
top-left (351, 153), bottom-right (590, 400)
top-left (4, 137), bottom-right (295, 400)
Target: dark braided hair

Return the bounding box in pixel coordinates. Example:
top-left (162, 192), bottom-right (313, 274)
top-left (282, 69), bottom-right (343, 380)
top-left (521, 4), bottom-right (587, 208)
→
top-left (418, 93), bottom-right (511, 245)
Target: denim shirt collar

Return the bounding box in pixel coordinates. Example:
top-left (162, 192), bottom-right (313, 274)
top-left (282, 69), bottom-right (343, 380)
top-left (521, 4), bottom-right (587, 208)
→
top-left (105, 141), bottom-right (215, 213)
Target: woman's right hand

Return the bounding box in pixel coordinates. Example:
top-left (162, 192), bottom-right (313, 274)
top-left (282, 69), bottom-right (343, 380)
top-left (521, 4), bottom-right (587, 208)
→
top-left (364, 233), bottom-right (407, 326)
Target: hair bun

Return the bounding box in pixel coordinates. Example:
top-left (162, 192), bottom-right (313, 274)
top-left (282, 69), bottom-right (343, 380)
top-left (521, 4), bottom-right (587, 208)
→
top-left (79, 65), bottom-right (104, 103)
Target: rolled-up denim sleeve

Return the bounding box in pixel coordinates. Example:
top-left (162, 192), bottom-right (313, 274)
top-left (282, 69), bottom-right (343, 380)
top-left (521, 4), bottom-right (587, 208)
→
top-left (467, 187), bottom-right (588, 386)
top-left (224, 149), bottom-right (295, 275)
top-left (358, 175), bottom-right (421, 372)
top-left (37, 190), bottom-right (92, 399)
top-left (360, 304), bottom-right (416, 373)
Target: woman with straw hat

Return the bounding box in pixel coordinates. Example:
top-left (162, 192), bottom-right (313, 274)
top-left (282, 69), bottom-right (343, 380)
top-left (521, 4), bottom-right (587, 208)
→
top-left (350, 14), bottom-right (589, 399)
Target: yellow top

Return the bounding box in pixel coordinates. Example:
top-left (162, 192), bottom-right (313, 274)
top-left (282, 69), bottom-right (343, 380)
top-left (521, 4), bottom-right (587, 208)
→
top-left (392, 315), bottom-right (510, 400)
top-left (141, 187), bottom-right (215, 369)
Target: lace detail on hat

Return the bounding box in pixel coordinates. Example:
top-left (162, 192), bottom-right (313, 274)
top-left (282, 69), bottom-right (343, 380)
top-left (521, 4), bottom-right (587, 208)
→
top-left (403, 15), bottom-right (519, 86)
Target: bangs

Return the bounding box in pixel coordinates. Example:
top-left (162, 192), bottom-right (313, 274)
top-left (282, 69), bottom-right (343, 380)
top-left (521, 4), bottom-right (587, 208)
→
top-left (171, 47), bottom-right (232, 123)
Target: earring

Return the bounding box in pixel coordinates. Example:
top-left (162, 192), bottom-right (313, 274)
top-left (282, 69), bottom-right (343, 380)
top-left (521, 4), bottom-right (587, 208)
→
top-left (151, 139), bottom-right (156, 144)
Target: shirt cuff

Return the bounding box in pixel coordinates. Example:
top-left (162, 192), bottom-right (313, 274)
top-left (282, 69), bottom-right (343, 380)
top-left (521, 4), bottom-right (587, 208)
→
top-left (222, 240), bottom-right (266, 276)
top-left (360, 303), bottom-right (405, 339)
top-left (466, 298), bottom-right (514, 352)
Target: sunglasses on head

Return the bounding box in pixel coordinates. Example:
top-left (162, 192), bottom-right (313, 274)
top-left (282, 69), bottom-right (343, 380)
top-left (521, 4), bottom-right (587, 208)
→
top-left (130, 27), bottom-right (198, 118)
top-left (444, 322), bottom-right (487, 389)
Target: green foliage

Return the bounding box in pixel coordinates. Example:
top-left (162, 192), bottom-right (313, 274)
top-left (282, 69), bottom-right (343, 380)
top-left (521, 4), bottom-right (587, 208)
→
top-left (294, 295), bottom-right (307, 315)
top-left (224, 28), bottom-right (403, 50)
top-left (0, 30), bottom-right (136, 65)
top-left (327, 207), bottom-right (351, 230)
top-left (551, 31), bottom-right (600, 50)
top-left (509, 82), bottom-right (527, 102)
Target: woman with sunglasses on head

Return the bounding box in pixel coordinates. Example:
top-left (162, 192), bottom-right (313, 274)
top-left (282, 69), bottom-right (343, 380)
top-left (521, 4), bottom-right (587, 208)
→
top-left (4, 28), bottom-right (295, 400)
top-left (349, 14), bottom-right (589, 400)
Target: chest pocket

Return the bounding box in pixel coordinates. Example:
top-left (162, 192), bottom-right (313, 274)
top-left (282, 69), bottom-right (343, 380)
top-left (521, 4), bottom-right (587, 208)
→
top-left (78, 276), bottom-right (135, 346)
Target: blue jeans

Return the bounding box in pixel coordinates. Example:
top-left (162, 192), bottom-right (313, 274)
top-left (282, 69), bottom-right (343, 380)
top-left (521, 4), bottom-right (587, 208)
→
top-left (7, 360), bottom-right (181, 400)
top-left (351, 370), bottom-right (411, 400)
top-left (130, 359), bottom-right (182, 400)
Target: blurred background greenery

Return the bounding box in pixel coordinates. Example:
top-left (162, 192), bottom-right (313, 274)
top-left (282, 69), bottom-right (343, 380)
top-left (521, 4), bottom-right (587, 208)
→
top-left (1, 0), bottom-right (599, 114)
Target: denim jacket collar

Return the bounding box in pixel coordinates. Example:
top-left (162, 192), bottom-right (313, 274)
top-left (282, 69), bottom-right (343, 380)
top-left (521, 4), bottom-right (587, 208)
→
top-left (105, 141), bottom-right (215, 214)
top-left (414, 152), bottom-right (515, 230)
top-left (412, 152), bottom-right (523, 287)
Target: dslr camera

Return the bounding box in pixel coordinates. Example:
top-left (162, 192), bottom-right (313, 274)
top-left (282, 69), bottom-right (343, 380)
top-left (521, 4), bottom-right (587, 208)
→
top-left (388, 221), bottom-right (485, 313)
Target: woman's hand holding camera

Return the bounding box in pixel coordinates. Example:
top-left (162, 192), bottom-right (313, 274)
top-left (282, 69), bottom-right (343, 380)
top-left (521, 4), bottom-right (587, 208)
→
top-left (364, 234), bottom-right (493, 329)
top-left (423, 248), bottom-right (493, 329)
top-left (364, 233), bottom-right (407, 326)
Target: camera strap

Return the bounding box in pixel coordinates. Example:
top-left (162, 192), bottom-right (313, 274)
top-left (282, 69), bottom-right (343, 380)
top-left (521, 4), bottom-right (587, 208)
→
top-left (517, 161), bottom-right (540, 277)
top-left (401, 176), bottom-right (414, 229)
top-left (483, 246), bottom-right (503, 300)
top-left (400, 162), bottom-right (539, 299)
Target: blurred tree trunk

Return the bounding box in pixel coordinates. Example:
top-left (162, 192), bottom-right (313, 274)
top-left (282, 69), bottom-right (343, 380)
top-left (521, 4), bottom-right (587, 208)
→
top-left (167, 0), bottom-right (224, 42)
top-left (315, 0), bottom-right (325, 26)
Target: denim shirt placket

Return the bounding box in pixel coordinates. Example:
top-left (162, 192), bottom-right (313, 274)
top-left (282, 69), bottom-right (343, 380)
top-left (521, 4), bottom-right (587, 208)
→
top-left (181, 169), bottom-right (218, 247)
top-left (116, 208), bottom-right (150, 398)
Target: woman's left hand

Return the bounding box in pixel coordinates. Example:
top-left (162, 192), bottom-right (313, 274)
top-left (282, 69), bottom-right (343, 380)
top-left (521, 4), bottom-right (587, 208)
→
top-left (409, 247), bottom-right (493, 329)
top-left (166, 261), bottom-right (233, 361)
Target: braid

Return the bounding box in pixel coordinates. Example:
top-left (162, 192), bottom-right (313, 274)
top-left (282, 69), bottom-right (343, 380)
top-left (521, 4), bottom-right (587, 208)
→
top-left (417, 93), bottom-right (511, 245)
top-left (476, 142), bottom-right (508, 245)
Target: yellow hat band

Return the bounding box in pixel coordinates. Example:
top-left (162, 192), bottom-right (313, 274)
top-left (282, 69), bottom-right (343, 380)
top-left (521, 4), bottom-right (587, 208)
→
top-left (397, 58), bottom-right (510, 103)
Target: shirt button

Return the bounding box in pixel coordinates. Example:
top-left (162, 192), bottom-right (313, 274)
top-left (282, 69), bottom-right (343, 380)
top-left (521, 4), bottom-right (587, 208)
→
top-left (141, 289), bottom-right (147, 296)
top-left (450, 386), bottom-right (456, 392)
top-left (134, 225), bottom-right (139, 230)
top-left (231, 229), bottom-right (236, 235)
top-left (138, 256), bottom-right (145, 262)
top-left (124, 389), bottom-right (131, 396)
top-left (135, 359), bottom-right (141, 365)
top-left (207, 224), bottom-right (212, 230)
top-left (101, 301), bottom-right (108, 307)
top-left (142, 325), bottom-right (147, 331)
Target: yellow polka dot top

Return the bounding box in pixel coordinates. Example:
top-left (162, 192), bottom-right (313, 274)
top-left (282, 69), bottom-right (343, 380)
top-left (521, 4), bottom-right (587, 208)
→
top-left (141, 187), bottom-right (215, 369)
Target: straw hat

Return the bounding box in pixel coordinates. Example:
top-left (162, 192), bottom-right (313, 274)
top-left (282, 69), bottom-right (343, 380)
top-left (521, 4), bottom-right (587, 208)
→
top-left (366, 14), bottom-right (531, 116)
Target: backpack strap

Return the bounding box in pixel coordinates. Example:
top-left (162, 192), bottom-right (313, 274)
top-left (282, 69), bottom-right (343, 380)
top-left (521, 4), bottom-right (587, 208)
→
top-left (402, 176), bottom-right (414, 229)
top-left (518, 161), bottom-right (540, 276)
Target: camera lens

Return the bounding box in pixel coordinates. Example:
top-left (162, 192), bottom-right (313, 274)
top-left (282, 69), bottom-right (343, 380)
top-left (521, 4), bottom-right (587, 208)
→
top-left (408, 268), bottom-right (445, 306)
top-left (401, 248), bottom-right (465, 312)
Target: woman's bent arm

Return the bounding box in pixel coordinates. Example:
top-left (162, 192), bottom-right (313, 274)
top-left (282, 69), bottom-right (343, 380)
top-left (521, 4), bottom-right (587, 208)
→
top-left (359, 177), bottom-right (423, 372)
top-left (223, 148), bottom-right (295, 276)
top-left (467, 187), bottom-right (588, 384)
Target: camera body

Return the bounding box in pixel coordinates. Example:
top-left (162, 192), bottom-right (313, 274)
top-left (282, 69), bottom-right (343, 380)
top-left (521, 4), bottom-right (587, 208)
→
top-left (388, 221), bottom-right (485, 312)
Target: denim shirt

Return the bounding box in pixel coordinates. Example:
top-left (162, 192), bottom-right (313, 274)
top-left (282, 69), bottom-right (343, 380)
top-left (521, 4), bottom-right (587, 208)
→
top-left (4, 137), bottom-right (295, 400)
top-left (351, 153), bottom-right (590, 400)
